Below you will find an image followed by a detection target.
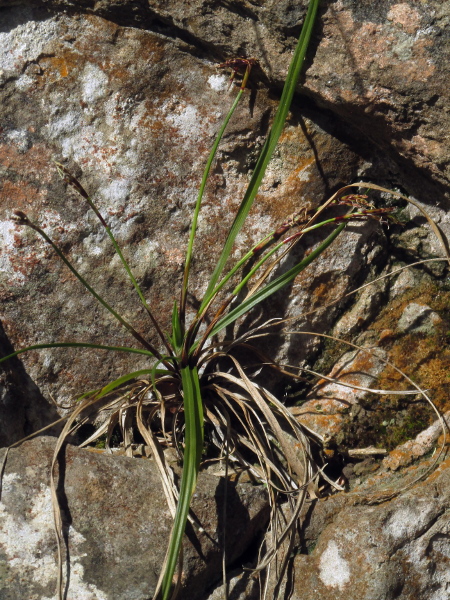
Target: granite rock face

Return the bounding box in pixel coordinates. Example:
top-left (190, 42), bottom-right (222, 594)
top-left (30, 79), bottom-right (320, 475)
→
top-left (1, 3), bottom-right (450, 600)
top-left (0, 437), bottom-right (269, 600)
top-left (308, 0), bottom-right (450, 200)
top-left (1, 0), bottom-right (448, 202)
top-left (294, 456), bottom-right (450, 600)
top-left (0, 5), bottom-right (386, 406)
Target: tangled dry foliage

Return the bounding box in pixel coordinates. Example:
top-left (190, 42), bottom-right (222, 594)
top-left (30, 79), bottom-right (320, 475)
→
top-left (1, 0), bottom-right (450, 598)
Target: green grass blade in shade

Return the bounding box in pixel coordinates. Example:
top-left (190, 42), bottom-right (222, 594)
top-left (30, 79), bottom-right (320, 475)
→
top-left (171, 300), bottom-right (183, 353)
top-left (0, 342), bottom-right (155, 366)
top-left (180, 88), bottom-right (246, 323)
top-left (160, 365), bottom-right (204, 600)
top-left (198, 0), bottom-right (320, 314)
top-left (210, 221), bottom-right (347, 336)
top-left (95, 369), bottom-right (169, 399)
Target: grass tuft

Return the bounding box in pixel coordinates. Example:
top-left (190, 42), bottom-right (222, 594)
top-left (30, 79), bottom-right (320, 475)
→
top-left (1, 1), bottom-right (449, 598)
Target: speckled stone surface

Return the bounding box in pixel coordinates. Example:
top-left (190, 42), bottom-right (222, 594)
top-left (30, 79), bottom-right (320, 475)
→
top-left (293, 455), bottom-right (450, 600)
top-left (0, 437), bottom-right (269, 599)
top-left (0, 6), bottom-right (382, 405)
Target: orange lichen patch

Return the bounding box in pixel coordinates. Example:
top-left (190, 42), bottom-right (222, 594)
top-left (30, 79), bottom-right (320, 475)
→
top-left (425, 456), bottom-right (450, 485)
top-left (0, 180), bottom-right (41, 206)
top-left (382, 411), bottom-right (450, 471)
top-left (8, 250), bottom-right (48, 280)
top-left (73, 13), bottom-right (119, 51)
top-left (278, 126), bottom-right (308, 145)
top-left (38, 53), bottom-right (78, 82)
top-left (376, 335), bottom-right (450, 411)
top-left (368, 281), bottom-right (450, 414)
top-left (0, 182), bottom-right (48, 217)
top-left (309, 274), bottom-right (349, 308)
top-left (382, 447), bottom-right (413, 471)
top-left (291, 403), bottom-right (346, 438)
top-left (378, 329), bottom-right (395, 344)
top-left (91, 31), bottom-right (168, 86)
top-left (281, 157), bottom-right (316, 191)
top-left (371, 283), bottom-right (436, 331)
top-left (257, 165), bottom-right (314, 223)
top-left (133, 35), bottom-right (167, 68)
top-left (256, 192), bottom-right (299, 225)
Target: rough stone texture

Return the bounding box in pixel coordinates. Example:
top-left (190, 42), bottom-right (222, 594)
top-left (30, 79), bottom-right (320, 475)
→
top-left (293, 455), bottom-right (450, 600)
top-left (1, 3), bottom-right (450, 599)
top-left (1, 0), bottom-right (448, 205)
top-left (292, 344), bottom-right (387, 440)
top-left (290, 270), bottom-right (450, 464)
top-left (308, 1), bottom-right (450, 202)
top-left (0, 436), bottom-right (269, 600)
top-left (0, 5), bottom-right (384, 407)
top-left (332, 271), bottom-right (390, 338)
top-left (382, 410), bottom-right (450, 472)
top-left (397, 301), bottom-right (441, 334)
top-left (204, 569), bottom-right (259, 600)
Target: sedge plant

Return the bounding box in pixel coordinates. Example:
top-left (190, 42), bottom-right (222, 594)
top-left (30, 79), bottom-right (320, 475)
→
top-left (1, 0), bottom-right (449, 598)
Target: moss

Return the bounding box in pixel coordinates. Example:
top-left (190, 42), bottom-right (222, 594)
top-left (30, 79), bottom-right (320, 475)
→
top-left (312, 335), bottom-right (351, 379)
top-left (95, 436), bottom-right (106, 449)
top-left (369, 278), bottom-right (450, 414)
top-left (339, 398), bottom-right (431, 452)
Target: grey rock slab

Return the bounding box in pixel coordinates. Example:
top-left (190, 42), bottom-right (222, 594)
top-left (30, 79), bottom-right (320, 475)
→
top-left (397, 301), bottom-right (441, 334)
top-left (0, 8), bottom-right (375, 409)
top-left (294, 456), bottom-right (450, 600)
top-left (0, 436), bottom-right (269, 600)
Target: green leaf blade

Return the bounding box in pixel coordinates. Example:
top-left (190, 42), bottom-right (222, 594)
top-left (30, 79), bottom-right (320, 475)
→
top-left (160, 365), bottom-right (204, 600)
top-left (210, 221), bottom-right (347, 336)
top-left (199, 0), bottom-right (321, 313)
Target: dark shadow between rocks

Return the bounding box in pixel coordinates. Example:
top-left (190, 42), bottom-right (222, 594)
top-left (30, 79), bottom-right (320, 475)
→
top-left (56, 444), bottom-right (73, 600)
top-left (0, 320), bottom-right (63, 447)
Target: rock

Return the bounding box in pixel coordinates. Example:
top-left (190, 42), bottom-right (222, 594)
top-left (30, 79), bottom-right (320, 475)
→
top-left (1, 4), bottom-right (449, 598)
top-left (292, 345), bottom-right (387, 440)
top-left (397, 301), bottom-right (441, 334)
top-left (383, 410), bottom-right (450, 471)
top-left (0, 6), bottom-right (382, 410)
top-left (389, 266), bottom-right (424, 299)
top-left (2, 0), bottom-right (448, 203)
top-left (0, 436), bottom-right (269, 600)
top-left (292, 455), bottom-right (450, 600)
top-left (0, 322), bottom-right (61, 447)
top-left (307, 0), bottom-right (450, 203)
top-left (332, 271), bottom-right (389, 338)
top-left (204, 569), bottom-right (259, 600)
